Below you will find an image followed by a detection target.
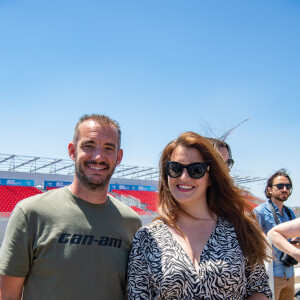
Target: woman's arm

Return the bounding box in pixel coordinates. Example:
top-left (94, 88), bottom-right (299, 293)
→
top-left (267, 218), bottom-right (300, 261)
top-left (244, 260), bottom-right (272, 299)
top-left (247, 293), bottom-right (269, 300)
top-left (127, 229), bottom-right (152, 300)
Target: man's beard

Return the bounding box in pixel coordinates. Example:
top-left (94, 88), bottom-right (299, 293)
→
top-left (75, 161), bottom-right (116, 191)
top-left (273, 193), bottom-right (289, 202)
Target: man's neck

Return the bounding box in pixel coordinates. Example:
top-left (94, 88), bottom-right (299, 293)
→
top-left (271, 198), bottom-right (285, 215)
top-left (68, 180), bottom-right (108, 204)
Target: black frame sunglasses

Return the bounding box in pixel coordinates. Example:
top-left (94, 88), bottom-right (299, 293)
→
top-left (226, 158), bottom-right (234, 169)
top-left (272, 183), bottom-right (293, 190)
top-left (165, 161), bottom-right (210, 179)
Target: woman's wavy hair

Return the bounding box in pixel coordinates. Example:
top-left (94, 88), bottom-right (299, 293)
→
top-left (156, 131), bottom-right (270, 266)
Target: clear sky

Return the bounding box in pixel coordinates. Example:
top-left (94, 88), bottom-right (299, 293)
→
top-left (0, 0), bottom-right (300, 206)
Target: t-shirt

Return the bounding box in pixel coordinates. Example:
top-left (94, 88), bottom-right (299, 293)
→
top-left (0, 187), bottom-right (142, 300)
top-left (127, 219), bottom-right (272, 300)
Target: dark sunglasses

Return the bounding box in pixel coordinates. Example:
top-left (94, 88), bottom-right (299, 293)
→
top-left (226, 158), bottom-right (234, 169)
top-left (165, 161), bottom-right (210, 179)
top-left (272, 183), bottom-right (293, 190)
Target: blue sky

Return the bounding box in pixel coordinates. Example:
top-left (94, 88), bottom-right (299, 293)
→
top-left (0, 0), bottom-right (300, 206)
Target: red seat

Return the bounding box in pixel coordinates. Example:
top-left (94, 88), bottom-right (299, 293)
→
top-left (111, 189), bottom-right (158, 213)
top-left (0, 185), bottom-right (42, 213)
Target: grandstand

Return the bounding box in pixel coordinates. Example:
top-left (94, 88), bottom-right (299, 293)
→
top-left (0, 185), bottom-right (42, 215)
top-left (0, 153), bottom-right (159, 217)
top-left (0, 153), bottom-right (266, 217)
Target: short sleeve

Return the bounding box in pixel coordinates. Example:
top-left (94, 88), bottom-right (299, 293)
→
top-left (127, 228), bottom-right (153, 300)
top-left (245, 259), bottom-right (272, 299)
top-left (0, 206), bottom-right (32, 277)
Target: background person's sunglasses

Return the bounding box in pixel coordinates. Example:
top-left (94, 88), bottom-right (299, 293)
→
top-left (165, 161), bottom-right (210, 179)
top-left (226, 158), bottom-right (234, 169)
top-left (272, 183), bottom-right (293, 190)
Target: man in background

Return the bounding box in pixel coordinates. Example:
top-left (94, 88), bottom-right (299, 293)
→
top-left (206, 138), bottom-right (234, 172)
top-left (254, 169), bottom-right (297, 300)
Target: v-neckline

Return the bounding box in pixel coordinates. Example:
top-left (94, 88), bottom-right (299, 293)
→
top-left (164, 218), bottom-right (219, 274)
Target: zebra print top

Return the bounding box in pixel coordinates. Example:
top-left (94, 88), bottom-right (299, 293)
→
top-left (127, 218), bottom-right (272, 300)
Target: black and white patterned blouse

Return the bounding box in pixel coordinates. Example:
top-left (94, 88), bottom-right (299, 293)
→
top-left (127, 218), bottom-right (272, 300)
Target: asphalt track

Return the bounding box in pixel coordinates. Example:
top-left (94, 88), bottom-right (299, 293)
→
top-left (0, 215), bottom-right (155, 247)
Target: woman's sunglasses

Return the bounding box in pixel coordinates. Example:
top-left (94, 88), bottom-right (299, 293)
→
top-left (165, 161), bottom-right (210, 179)
top-left (272, 183), bottom-right (293, 190)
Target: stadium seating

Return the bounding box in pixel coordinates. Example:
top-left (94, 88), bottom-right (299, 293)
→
top-left (244, 194), bottom-right (259, 209)
top-left (111, 190), bottom-right (259, 212)
top-left (0, 186), bottom-right (157, 215)
top-left (0, 185), bottom-right (42, 212)
top-left (46, 187), bottom-right (59, 190)
top-left (0, 185), bottom-right (259, 215)
top-left (111, 189), bottom-right (158, 214)
top-left (130, 206), bottom-right (147, 215)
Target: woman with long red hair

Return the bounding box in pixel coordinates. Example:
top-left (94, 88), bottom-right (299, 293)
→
top-left (127, 132), bottom-right (272, 299)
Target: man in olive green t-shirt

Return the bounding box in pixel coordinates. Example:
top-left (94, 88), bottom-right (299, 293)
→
top-left (0, 114), bottom-right (142, 300)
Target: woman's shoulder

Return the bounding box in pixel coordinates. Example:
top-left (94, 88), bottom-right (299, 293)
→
top-left (137, 219), bottom-right (166, 235)
top-left (134, 220), bottom-right (167, 240)
top-left (132, 220), bottom-right (167, 248)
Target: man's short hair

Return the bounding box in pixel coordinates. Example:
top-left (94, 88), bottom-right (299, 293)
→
top-left (264, 168), bottom-right (292, 199)
top-left (73, 114), bottom-right (121, 149)
top-left (206, 137), bottom-right (233, 160)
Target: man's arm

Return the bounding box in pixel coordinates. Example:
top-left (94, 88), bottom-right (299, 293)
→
top-left (0, 274), bottom-right (25, 300)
